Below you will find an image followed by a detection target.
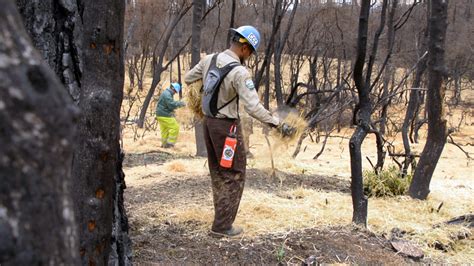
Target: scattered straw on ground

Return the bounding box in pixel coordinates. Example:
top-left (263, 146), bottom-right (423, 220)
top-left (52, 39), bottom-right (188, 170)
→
top-left (166, 161), bottom-right (186, 172)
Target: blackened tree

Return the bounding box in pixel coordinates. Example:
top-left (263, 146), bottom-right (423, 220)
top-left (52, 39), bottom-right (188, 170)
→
top-left (0, 0), bottom-right (79, 263)
top-left (409, 0), bottom-right (450, 200)
top-left (16, 0), bottom-right (131, 264)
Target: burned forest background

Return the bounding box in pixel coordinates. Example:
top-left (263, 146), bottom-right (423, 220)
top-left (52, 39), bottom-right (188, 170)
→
top-left (124, 0), bottom-right (473, 225)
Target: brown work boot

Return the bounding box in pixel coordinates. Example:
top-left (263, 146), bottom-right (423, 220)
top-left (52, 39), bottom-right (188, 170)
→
top-left (210, 226), bottom-right (243, 238)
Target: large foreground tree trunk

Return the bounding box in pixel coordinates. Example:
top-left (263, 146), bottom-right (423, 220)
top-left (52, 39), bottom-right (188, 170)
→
top-left (16, 0), bottom-right (131, 264)
top-left (73, 1), bottom-right (130, 264)
top-left (0, 0), bottom-right (79, 263)
top-left (409, 0), bottom-right (449, 200)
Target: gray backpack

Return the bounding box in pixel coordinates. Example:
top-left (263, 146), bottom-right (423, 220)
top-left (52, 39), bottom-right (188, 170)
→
top-left (202, 54), bottom-right (240, 117)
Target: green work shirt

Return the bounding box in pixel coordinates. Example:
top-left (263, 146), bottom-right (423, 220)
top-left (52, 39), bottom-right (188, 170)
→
top-left (155, 88), bottom-right (185, 117)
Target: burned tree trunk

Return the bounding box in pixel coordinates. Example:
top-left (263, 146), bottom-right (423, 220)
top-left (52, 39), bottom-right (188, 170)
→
top-left (191, 0), bottom-right (207, 157)
top-left (0, 0), bottom-right (78, 263)
top-left (226, 0), bottom-right (236, 47)
top-left (274, 0), bottom-right (298, 107)
top-left (409, 0), bottom-right (449, 200)
top-left (254, 0), bottom-right (285, 91)
top-left (73, 1), bottom-right (129, 264)
top-left (17, 0), bottom-right (131, 264)
top-left (379, 0), bottom-right (398, 136)
top-left (401, 3), bottom-right (429, 176)
top-left (349, 0), bottom-right (371, 227)
top-left (349, 0), bottom-right (388, 227)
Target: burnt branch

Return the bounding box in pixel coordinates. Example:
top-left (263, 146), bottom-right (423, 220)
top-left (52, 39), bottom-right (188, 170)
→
top-left (447, 135), bottom-right (472, 159)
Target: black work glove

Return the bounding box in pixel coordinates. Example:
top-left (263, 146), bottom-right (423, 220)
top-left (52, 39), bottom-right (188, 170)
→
top-left (278, 122), bottom-right (296, 138)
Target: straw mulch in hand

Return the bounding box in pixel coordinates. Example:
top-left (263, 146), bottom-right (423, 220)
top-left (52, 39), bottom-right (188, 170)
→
top-left (186, 80), bottom-right (204, 118)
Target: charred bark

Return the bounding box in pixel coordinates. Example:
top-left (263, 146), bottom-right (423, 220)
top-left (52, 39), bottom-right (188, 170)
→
top-left (73, 1), bottom-right (129, 264)
top-left (409, 0), bottom-right (449, 200)
top-left (0, 0), bottom-right (79, 263)
top-left (191, 0), bottom-right (207, 157)
top-left (349, 0), bottom-right (381, 227)
top-left (254, 0), bottom-right (285, 91)
top-left (16, 0), bottom-right (83, 102)
top-left (17, 0), bottom-right (131, 264)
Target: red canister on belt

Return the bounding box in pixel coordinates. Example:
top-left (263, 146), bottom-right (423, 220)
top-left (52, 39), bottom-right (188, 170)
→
top-left (220, 124), bottom-right (237, 168)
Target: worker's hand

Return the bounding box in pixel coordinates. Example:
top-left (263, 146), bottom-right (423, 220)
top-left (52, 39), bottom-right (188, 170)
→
top-left (278, 122), bottom-right (296, 138)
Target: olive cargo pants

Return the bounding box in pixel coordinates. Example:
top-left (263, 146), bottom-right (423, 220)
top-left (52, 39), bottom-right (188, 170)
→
top-left (203, 117), bottom-right (246, 232)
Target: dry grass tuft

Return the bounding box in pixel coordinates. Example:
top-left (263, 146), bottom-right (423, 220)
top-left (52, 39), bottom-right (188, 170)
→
top-left (186, 80), bottom-right (204, 118)
top-left (166, 161), bottom-right (186, 172)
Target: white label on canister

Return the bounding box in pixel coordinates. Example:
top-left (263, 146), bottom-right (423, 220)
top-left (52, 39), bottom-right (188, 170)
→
top-left (222, 145), bottom-right (234, 160)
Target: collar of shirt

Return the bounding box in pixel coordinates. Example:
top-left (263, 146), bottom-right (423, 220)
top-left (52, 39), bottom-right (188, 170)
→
top-left (223, 49), bottom-right (240, 62)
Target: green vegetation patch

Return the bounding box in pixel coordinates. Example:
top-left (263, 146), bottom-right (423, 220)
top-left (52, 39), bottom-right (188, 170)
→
top-left (363, 166), bottom-right (412, 198)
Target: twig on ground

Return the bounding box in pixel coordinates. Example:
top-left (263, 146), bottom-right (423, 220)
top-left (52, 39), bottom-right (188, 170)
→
top-left (447, 135), bottom-right (472, 159)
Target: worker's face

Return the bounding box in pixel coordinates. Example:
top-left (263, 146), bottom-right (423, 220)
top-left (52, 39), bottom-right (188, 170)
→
top-left (240, 44), bottom-right (253, 62)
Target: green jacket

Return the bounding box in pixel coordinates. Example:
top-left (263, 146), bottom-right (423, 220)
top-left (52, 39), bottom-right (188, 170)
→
top-left (156, 88), bottom-right (185, 117)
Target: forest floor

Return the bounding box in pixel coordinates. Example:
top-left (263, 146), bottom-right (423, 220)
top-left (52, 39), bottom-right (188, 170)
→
top-left (122, 99), bottom-right (473, 264)
top-left (121, 66), bottom-right (473, 264)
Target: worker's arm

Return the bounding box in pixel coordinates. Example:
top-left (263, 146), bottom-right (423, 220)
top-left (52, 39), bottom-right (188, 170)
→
top-left (164, 92), bottom-right (185, 110)
top-left (234, 68), bottom-right (279, 127)
top-left (184, 54), bottom-right (212, 84)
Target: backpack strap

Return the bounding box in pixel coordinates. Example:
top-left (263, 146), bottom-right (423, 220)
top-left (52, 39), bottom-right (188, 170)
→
top-left (217, 95), bottom-right (238, 112)
top-left (205, 54), bottom-right (219, 79)
top-left (216, 61), bottom-right (239, 113)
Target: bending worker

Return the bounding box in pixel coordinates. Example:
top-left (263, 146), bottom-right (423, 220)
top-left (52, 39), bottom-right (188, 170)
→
top-left (156, 82), bottom-right (185, 148)
top-left (184, 26), bottom-right (293, 237)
